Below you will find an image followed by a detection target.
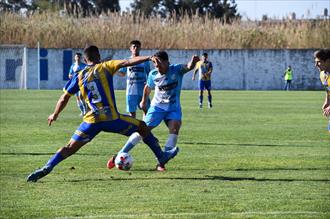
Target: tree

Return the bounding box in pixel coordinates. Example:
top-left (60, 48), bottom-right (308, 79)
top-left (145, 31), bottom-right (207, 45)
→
top-left (130, 0), bottom-right (240, 22)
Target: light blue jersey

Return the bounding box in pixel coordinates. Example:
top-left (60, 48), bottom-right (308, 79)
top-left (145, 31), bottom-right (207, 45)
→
top-left (69, 62), bottom-right (87, 77)
top-left (119, 60), bottom-right (150, 96)
top-left (147, 64), bottom-right (189, 111)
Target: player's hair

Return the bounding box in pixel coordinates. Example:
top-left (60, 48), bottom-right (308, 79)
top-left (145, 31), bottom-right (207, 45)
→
top-left (154, 50), bottom-right (169, 61)
top-left (75, 52), bottom-right (82, 57)
top-left (130, 40), bottom-right (141, 46)
top-left (314, 49), bottom-right (330, 61)
top-left (84, 45), bottom-right (100, 63)
top-left (202, 53), bottom-right (208, 57)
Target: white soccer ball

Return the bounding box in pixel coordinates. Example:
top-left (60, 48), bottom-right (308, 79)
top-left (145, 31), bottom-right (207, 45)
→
top-left (115, 152), bottom-right (134, 171)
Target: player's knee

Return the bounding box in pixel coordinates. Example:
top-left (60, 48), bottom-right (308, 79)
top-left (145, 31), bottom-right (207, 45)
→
top-left (137, 121), bottom-right (149, 137)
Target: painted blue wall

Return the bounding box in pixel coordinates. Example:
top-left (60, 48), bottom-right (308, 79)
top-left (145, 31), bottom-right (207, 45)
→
top-left (0, 47), bottom-right (322, 90)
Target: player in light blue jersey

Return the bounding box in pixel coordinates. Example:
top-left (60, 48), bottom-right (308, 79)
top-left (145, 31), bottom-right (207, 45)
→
top-left (117, 40), bottom-right (150, 118)
top-left (27, 45), bottom-right (178, 182)
top-left (108, 51), bottom-right (199, 171)
top-left (68, 52), bottom-right (87, 116)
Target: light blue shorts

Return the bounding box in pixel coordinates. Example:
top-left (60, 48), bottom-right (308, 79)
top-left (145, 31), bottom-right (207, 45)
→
top-left (126, 95), bottom-right (150, 113)
top-left (144, 106), bottom-right (182, 127)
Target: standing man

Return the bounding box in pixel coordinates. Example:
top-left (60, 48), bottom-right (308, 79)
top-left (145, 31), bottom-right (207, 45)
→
top-left (27, 45), bottom-right (177, 182)
top-left (314, 49), bottom-right (330, 133)
top-left (283, 65), bottom-right (293, 91)
top-left (117, 40), bottom-right (150, 118)
top-left (68, 52), bottom-right (87, 116)
top-left (192, 53), bottom-right (213, 108)
top-left (108, 51), bottom-right (199, 171)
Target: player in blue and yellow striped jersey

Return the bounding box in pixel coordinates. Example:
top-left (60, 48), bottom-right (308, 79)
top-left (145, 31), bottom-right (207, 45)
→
top-left (27, 45), bottom-right (178, 182)
top-left (192, 53), bottom-right (213, 108)
top-left (314, 49), bottom-right (330, 133)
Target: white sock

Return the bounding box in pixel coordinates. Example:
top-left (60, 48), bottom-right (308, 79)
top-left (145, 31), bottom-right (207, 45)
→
top-left (119, 132), bottom-right (142, 153)
top-left (164, 134), bottom-right (178, 151)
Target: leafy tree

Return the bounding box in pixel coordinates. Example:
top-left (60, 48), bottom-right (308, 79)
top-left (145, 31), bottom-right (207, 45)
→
top-left (130, 0), bottom-right (240, 22)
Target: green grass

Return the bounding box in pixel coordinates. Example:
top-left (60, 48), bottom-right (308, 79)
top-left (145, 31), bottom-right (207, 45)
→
top-left (0, 90), bottom-right (329, 219)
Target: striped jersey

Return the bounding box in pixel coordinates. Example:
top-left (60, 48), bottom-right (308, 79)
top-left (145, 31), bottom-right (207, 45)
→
top-left (195, 60), bottom-right (213, 81)
top-left (320, 70), bottom-right (330, 95)
top-left (64, 60), bottom-right (123, 123)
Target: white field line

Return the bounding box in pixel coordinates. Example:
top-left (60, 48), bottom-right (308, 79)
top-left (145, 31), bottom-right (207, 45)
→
top-left (55, 211), bottom-right (329, 219)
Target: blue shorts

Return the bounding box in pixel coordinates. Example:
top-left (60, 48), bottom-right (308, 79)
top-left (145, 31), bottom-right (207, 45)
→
top-left (199, 80), bottom-right (211, 91)
top-left (71, 114), bottom-right (141, 142)
top-left (144, 106), bottom-right (182, 127)
top-left (126, 95), bottom-right (150, 113)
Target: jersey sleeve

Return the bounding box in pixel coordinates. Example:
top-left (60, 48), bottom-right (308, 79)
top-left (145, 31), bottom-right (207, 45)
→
top-left (175, 64), bottom-right (190, 75)
top-left (209, 62), bottom-right (213, 69)
top-left (63, 73), bottom-right (79, 95)
top-left (102, 60), bottom-right (125, 75)
top-left (68, 64), bottom-right (74, 76)
top-left (118, 66), bottom-right (127, 74)
top-left (146, 70), bottom-right (156, 88)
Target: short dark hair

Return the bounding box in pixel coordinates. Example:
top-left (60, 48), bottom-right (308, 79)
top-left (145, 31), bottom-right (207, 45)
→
top-left (202, 53), bottom-right (208, 57)
top-left (75, 52), bottom-right (82, 57)
top-left (314, 49), bottom-right (330, 61)
top-left (130, 40), bottom-right (141, 46)
top-left (154, 50), bottom-right (168, 61)
top-left (84, 45), bottom-right (100, 62)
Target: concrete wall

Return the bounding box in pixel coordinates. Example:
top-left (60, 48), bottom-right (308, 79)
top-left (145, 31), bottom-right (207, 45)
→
top-left (0, 47), bottom-right (322, 90)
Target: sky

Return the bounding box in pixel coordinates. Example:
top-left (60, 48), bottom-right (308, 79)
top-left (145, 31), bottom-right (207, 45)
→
top-left (119, 0), bottom-right (330, 20)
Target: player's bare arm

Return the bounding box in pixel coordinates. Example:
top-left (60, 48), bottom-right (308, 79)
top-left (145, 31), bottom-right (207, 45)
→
top-left (119, 56), bottom-right (151, 68)
top-left (139, 85), bottom-right (151, 110)
top-left (206, 67), bottom-right (213, 77)
top-left (192, 68), bottom-right (198, 80)
top-left (48, 93), bottom-right (71, 126)
top-left (185, 55), bottom-right (200, 72)
top-left (323, 94), bottom-right (330, 117)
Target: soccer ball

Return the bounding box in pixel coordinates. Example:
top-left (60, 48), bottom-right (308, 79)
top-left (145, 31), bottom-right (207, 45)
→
top-left (115, 152), bottom-right (133, 171)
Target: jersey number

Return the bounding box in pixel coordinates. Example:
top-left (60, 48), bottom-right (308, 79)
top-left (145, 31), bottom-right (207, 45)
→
top-left (87, 81), bottom-right (102, 103)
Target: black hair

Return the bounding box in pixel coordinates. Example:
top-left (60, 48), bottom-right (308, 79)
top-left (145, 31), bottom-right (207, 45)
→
top-left (75, 52), bottom-right (82, 57)
top-left (202, 53), bottom-right (208, 57)
top-left (84, 45), bottom-right (100, 62)
top-left (130, 40), bottom-right (141, 46)
top-left (314, 49), bottom-right (330, 61)
top-left (154, 50), bottom-right (169, 61)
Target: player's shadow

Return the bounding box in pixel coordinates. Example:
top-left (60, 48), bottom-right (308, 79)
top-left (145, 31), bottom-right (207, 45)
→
top-left (0, 152), bottom-right (104, 156)
top-left (181, 141), bottom-right (313, 147)
top-left (65, 175), bottom-right (330, 183)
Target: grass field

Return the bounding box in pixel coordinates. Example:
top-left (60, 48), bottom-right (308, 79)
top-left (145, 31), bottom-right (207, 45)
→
top-left (0, 90), bottom-right (329, 219)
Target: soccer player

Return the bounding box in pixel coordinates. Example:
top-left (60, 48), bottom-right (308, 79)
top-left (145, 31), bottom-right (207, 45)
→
top-left (116, 40), bottom-right (150, 118)
top-left (26, 45), bottom-right (178, 182)
top-left (108, 51), bottom-right (200, 171)
top-left (283, 65), bottom-right (293, 91)
top-left (314, 49), bottom-right (330, 133)
top-left (192, 53), bottom-right (213, 108)
top-left (68, 52), bottom-right (87, 116)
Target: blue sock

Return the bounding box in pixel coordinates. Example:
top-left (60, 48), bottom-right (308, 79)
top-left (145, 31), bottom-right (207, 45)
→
top-left (143, 133), bottom-right (163, 159)
top-left (45, 152), bottom-right (64, 170)
top-left (208, 95), bottom-right (212, 104)
top-left (199, 95), bottom-right (203, 105)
